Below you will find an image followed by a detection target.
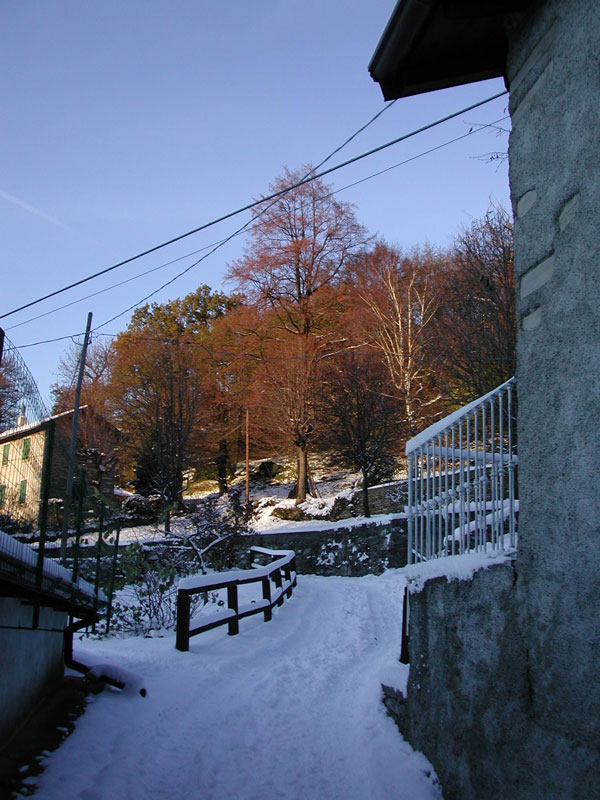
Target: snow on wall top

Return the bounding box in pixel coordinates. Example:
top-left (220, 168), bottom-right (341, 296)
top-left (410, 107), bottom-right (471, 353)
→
top-left (403, 549), bottom-right (516, 593)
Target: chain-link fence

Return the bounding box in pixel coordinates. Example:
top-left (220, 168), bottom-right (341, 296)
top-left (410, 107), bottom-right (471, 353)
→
top-left (0, 328), bottom-right (120, 630)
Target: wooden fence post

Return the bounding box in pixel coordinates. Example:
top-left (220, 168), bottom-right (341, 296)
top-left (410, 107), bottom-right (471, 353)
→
top-left (283, 564), bottom-right (293, 598)
top-left (227, 584), bottom-right (239, 635)
top-left (400, 586), bottom-right (410, 664)
top-left (273, 568), bottom-right (284, 606)
top-left (176, 591), bottom-right (191, 652)
top-left (262, 577), bottom-right (272, 622)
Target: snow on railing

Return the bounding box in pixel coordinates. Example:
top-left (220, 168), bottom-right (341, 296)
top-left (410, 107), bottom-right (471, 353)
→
top-left (405, 378), bottom-right (517, 564)
top-left (175, 547), bottom-right (297, 652)
top-left (0, 528), bottom-right (103, 602)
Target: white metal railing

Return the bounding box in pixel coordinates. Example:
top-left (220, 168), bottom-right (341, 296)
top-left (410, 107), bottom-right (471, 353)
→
top-left (405, 378), bottom-right (517, 564)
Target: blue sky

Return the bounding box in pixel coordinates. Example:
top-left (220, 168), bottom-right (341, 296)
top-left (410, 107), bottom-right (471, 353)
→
top-left (1, 1), bottom-right (510, 403)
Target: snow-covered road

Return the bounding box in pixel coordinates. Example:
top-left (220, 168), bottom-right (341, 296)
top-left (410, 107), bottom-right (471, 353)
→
top-left (34, 573), bottom-right (441, 800)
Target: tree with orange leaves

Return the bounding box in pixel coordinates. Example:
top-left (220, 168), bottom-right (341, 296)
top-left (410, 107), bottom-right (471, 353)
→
top-left (227, 166), bottom-right (366, 502)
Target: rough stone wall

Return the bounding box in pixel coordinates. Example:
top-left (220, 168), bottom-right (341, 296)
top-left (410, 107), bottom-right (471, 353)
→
top-left (507, 0), bottom-right (600, 789)
top-left (0, 598), bottom-right (66, 742)
top-left (387, 562), bottom-right (600, 799)
top-left (387, 563), bottom-right (531, 800)
top-left (390, 6), bottom-right (600, 798)
top-left (361, 481), bottom-right (407, 516)
top-left (233, 518), bottom-right (407, 576)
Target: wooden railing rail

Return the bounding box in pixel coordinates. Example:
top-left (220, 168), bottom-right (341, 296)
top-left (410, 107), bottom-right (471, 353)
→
top-left (175, 547), bottom-right (296, 652)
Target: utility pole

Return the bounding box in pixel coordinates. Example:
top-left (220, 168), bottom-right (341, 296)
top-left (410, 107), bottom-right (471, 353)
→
top-left (245, 408), bottom-right (250, 506)
top-left (60, 312), bottom-right (93, 562)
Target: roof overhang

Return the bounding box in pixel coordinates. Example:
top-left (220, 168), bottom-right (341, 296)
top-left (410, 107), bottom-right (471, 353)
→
top-left (369, 0), bottom-right (535, 100)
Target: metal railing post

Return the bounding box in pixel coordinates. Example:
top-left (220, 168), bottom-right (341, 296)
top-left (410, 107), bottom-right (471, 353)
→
top-left (405, 378), bottom-right (517, 563)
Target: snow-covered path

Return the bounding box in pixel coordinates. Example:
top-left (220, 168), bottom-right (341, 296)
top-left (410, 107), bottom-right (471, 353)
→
top-left (34, 573), bottom-right (441, 800)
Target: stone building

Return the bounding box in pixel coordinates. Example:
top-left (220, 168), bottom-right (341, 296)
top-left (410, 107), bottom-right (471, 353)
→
top-left (370, 2), bottom-right (600, 798)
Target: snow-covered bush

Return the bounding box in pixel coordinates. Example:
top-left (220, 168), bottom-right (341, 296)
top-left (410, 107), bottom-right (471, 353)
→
top-left (103, 543), bottom-right (212, 635)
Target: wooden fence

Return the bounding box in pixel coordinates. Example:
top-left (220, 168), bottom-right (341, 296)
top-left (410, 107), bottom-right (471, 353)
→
top-left (175, 546), bottom-right (296, 652)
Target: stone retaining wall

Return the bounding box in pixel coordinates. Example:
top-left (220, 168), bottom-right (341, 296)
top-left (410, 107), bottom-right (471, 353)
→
top-left (234, 517), bottom-right (407, 576)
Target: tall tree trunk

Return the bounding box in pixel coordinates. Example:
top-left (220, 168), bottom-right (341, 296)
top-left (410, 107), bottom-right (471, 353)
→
top-left (216, 438), bottom-right (228, 496)
top-left (361, 468), bottom-right (371, 518)
top-left (295, 445), bottom-right (310, 504)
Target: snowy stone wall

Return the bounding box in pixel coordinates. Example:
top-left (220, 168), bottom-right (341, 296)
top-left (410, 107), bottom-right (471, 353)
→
top-left (0, 598), bottom-right (67, 742)
top-left (387, 563), bottom-right (531, 800)
top-left (360, 481), bottom-right (407, 516)
top-left (236, 518), bottom-right (407, 576)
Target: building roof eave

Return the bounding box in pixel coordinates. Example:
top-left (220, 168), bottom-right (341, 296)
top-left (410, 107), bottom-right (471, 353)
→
top-left (369, 0), bottom-right (535, 100)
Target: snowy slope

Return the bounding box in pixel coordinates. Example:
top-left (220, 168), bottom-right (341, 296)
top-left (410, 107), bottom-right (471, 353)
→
top-left (32, 572), bottom-right (441, 800)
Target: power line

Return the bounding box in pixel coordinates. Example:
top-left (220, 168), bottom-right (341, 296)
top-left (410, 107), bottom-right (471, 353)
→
top-left (1, 90), bottom-right (506, 322)
top-left (4, 239), bottom-right (228, 332)
top-left (91, 101), bottom-right (405, 332)
top-left (4, 110), bottom-right (510, 352)
top-left (6, 103), bottom-right (399, 333)
top-left (6, 102), bottom-right (401, 335)
top-left (8, 115), bottom-right (509, 335)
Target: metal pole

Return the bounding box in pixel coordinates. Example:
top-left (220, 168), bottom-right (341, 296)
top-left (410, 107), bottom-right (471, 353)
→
top-left (0, 327), bottom-right (4, 365)
top-left (245, 408), bottom-right (250, 506)
top-left (60, 312), bottom-right (93, 561)
top-left (33, 418), bottom-right (55, 629)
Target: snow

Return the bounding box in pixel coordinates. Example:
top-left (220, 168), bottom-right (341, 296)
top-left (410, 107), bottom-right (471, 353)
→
top-left (32, 571), bottom-right (442, 800)
top-left (406, 377), bottom-right (515, 454)
top-left (177, 550), bottom-right (294, 590)
top-left (253, 510), bottom-right (406, 536)
top-left (0, 528), bottom-right (101, 600)
top-left (403, 550), bottom-right (515, 593)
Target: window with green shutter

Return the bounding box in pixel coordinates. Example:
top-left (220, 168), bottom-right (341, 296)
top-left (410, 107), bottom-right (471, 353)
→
top-left (0, 485), bottom-right (5, 507)
top-left (22, 438), bottom-right (31, 460)
top-left (18, 480), bottom-right (26, 505)
top-left (2, 444), bottom-right (8, 465)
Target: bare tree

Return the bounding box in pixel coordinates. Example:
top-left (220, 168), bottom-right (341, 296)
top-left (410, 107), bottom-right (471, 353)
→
top-left (435, 206), bottom-right (516, 403)
top-left (318, 345), bottom-right (400, 516)
top-left (357, 243), bottom-right (444, 439)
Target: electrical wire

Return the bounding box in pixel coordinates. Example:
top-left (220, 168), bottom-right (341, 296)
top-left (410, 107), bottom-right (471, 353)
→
top-left (8, 114), bottom-right (509, 335)
top-left (3, 110), bottom-right (510, 352)
top-left (5, 100), bottom-right (400, 333)
top-left (0, 90), bottom-right (506, 322)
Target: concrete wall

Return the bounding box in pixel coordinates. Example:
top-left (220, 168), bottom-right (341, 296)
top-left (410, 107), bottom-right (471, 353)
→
top-left (391, 5), bottom-right (600, 797)
top-left (0, 598), bottom-right (67, 743)
top-left (386, 563), bottom-right (529, 800)
top-left (507, 0), bottom-right (600, 786)
top-left (387, 561), bottom-right (600, 799)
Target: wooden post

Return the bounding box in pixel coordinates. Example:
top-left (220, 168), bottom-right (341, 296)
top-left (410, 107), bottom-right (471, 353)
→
top-left (273, 568), bottom-right (284, 606)
top-left (400, 586), bottom-right (410, 664)
top-left (176, 591), bottom-right (191, 652)
top-left (227, 584), bottom-right (239, 635)
top-left (262, 576), bottom-right (272, 622)
top-left (283, 564), bottom-right (293, 598)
